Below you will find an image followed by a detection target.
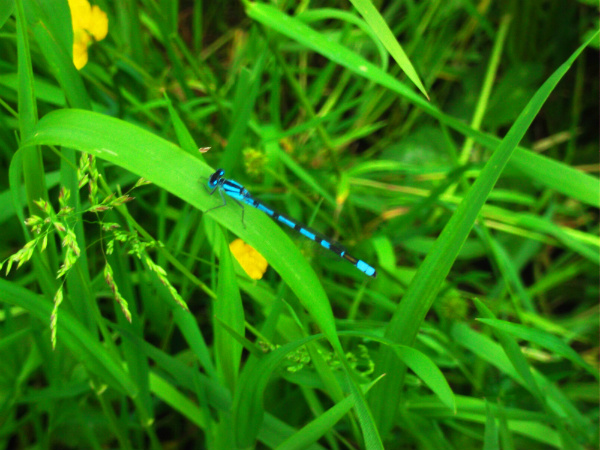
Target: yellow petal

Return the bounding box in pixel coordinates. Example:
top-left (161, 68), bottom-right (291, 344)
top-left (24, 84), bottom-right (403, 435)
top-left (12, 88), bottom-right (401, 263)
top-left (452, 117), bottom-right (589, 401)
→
top-left (88, 5), bottom-right (108, 41)
top-left (68, 0), bottom-right (92, 32)
top-left (72, 32), bottom-right (90, 69)
top-left (229, 239), bottom-right (268, 280)
top-left (68, 0), bottom-right (108, 69)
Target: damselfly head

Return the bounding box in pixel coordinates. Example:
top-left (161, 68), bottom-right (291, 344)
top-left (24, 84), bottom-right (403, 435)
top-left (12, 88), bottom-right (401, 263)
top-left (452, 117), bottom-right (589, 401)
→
top-left (208, 169), bottom-right (225, 188)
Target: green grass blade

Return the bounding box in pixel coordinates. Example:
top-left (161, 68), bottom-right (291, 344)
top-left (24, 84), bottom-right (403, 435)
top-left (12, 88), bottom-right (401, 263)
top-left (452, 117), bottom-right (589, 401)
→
top-left (246, 2), bottom-right (425, 107)
top-left (233, 335), bottom-right (320, 447)
top-left (275, 376), bottom-right (383, 450)
top-left (509, 147), bottom-right (600, 208)
top-left (473, 300), bottom-right (544, 403)
top-left (173, 308), bottom-right (218, 380)
top-left (214, 231), bottom-right (245, 393)
top-left (0, 278), bottom-right (138, 396)
top-left (24, 0), bottom-right (72, 52)
top-left (3, 3), bottom-right (597, 448)
top-left (369, 33), bottom-right (595, 435)
top-left (221, 56), bottom-right (265, 173)
top-left (344, 373), bottom-right (383, 450)
top-left (510, 212), bottom-right (599, 264)
top-left (336, 330), bottom-right (455, 411)
top-left (394, 346), bottom-right (456, 412)
top-left (451, 322), bottom-right (592, 439)
top-left (118, 326), bottom-right (232, 409)
top-left (497, 402), bottom-right (516, 450)
top-left (16, 0), bottom-right (37, 140)
top-left (9, 153), bottom-right (58, 296)
top-left (299, 8), bottom-right (389, 70)
top-left (16, 0), bottom-right (48, 225)
top-left (275, 149), bottom-right (336, 205)
top-left (484, 401), bottom-right (500, 450)
top-left (274, 391), bottom-right (356, 450)
top-left (348, 0), bottom-right (428, 99)
top-left (0, 1), bottom-right (14, 29)
top-left (164, 92), bottom-right (203, 157)
top-left (150, 372), bottom-right (205, 428)
top-left (478, 318), bottom-right (598, 378)
top-left (25, 0), bottom-right (90, 109)
top-left (248, 2), bottom-right (599, 207)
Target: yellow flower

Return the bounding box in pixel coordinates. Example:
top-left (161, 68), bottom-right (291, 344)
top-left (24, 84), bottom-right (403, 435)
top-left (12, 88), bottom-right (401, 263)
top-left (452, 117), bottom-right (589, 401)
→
top-left (68, 0), bottom-right (108, 70)
top-left (229, 239), bottom-right (268, 280)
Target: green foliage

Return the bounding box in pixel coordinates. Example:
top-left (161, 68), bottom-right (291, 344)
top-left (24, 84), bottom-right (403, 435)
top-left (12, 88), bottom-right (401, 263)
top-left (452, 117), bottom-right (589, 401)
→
top-left (0, 0), bottom-right (598, 449)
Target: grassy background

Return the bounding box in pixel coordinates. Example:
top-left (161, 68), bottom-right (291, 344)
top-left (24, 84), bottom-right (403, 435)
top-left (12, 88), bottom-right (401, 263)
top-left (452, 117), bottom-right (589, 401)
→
top-left (0, 0), bottom-right (598, 449)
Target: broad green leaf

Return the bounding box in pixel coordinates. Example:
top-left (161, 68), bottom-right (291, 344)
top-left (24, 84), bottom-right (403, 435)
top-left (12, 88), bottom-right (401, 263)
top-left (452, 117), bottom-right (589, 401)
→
top-left (20, 108), bottom-right (344, 356)
top-left (21, 107), bottom-right (367, 444)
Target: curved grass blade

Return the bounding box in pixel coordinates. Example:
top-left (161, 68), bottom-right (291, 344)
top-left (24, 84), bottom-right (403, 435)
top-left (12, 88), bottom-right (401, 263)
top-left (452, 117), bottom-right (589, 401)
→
top-left (21, 108), bottom-right (385, 449)
top-left (348, 0), bottom-right (428, 99)
top-left (368, 32), bottom-right (598, 435)
top-left (20, 109), bottom-right (343, 353)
